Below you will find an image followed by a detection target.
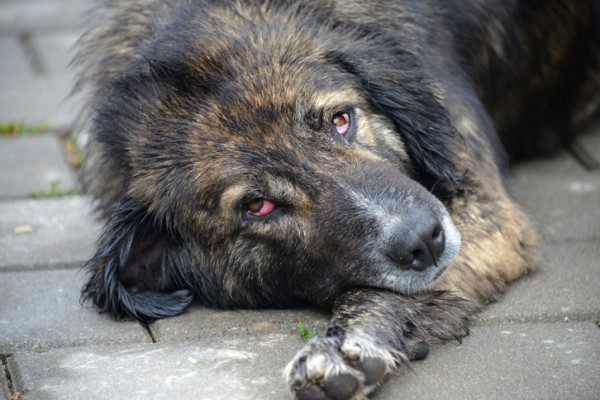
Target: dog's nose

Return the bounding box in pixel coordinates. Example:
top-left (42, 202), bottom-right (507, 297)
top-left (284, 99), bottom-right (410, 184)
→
top-left (387, 209), bottom-right (445, 271)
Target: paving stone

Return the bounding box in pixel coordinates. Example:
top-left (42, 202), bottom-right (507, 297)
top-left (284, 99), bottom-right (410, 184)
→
top-left (0, 197), bottom-right (100, 270)
top-left (0, 30), bottom-right (83, 129)
top-left (32, 32), bottom-right (80, 76)
top-left (0, 37), bottom-right (32, 75)
top-left (0, 66), bottom-right (82, 130)
top-left (0, 0), bottom-right (93, 34)
top-left (510, 171), bottom-right (600, 242)
top-left (9, 335), bottom-right (298, 400)
top-left (151, 306), bottom-right (330, 342)
top-left (476, 240), bottom-right (600, 324)
top-left (0, 269), bottom-right (151, 352)
top-left (0, 136), bottom-right (76, 200)
top-left (376, 322), bottom-right (600, 400)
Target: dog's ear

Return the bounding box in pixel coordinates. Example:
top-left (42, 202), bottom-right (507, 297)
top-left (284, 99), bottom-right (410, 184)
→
top-left (81, 198), bottom-right (194, 323)
top-left (326, 49), bottom-right (463, 191)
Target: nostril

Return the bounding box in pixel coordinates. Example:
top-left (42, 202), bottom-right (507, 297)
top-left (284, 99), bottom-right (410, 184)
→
top-left (412, 249), bottom-right (424, 263)
top-left (430, 223), bottom-right (445, 260)
top-left (432, 225), bottom-right (442, 241)
top-left (411, 246), bottom-right (434, 270)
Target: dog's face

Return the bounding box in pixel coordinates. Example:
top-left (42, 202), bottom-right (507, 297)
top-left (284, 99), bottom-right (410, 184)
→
top-left (91, 5), bottom-right (462, 310)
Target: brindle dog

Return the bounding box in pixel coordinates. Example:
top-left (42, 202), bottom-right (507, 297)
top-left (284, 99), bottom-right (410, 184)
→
top-left (75, 1), bottom-right (598, 399)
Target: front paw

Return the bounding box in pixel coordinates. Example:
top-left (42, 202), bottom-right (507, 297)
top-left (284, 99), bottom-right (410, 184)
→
top-left (284, 328), bottom-right (401, 400)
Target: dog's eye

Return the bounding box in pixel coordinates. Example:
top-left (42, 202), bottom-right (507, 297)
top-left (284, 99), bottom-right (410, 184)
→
top-left (332, 112), bottom-right (351, 136)
top-left (247, 199), bottom-right (276, 216)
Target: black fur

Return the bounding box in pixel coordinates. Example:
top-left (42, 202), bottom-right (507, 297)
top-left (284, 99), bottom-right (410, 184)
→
top-left (81, 198), bottom-right (195, 322)
top-left (76, 1), bottom-right (598, 398)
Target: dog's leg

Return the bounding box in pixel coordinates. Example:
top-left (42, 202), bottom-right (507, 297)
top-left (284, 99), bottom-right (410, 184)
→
top-left (286, 196), bottom-right (539, 400)
top-left (285, 288), bottom-right (478, 400)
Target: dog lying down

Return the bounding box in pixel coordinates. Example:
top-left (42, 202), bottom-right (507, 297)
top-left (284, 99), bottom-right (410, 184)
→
top-left (75, 1), bottom-right (599, 399)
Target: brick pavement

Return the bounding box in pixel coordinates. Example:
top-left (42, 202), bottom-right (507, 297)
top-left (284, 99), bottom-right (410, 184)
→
top-left (0, 1), bottom-right (599, 399)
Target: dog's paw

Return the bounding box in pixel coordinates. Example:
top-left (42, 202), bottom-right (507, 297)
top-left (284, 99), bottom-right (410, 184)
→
top-left (285, 328), bottom-right (416, 400)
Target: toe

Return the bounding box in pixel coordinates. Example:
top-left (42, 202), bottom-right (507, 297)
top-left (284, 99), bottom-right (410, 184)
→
top-left (356, 357), bottom-right (387, 385)
top-left (297, 382), bottom-right (329, 400)
top-left (323, 374), bottom-right (359, 400)
top-left (409, 342), bottom-right (430, 361)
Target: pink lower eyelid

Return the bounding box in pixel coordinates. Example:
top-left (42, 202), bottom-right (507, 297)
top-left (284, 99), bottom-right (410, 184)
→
top-left (256, 200), bottom-right (275, 216)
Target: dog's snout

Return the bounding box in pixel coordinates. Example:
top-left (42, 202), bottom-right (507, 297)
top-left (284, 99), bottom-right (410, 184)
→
top-left (387, 209), bottom-right (445, 271)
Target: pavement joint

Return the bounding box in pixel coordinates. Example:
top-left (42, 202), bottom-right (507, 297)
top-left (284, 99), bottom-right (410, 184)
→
top-left (18, 32), bottom-right (45, 76)
top-left (0, 354), bottom-right (15, 398)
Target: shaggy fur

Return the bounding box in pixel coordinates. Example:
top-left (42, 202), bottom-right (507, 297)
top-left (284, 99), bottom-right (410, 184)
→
top-left (75, 1), bottom-right (598, 398)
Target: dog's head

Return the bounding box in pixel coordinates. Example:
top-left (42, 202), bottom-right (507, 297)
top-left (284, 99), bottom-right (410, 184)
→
top-left (82, 3), bottom-right (463, 321)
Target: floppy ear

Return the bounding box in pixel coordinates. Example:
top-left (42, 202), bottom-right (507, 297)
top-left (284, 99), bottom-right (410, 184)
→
top-left (326, 49), bottom-right (462, 191)
top-left (81, 198), bottom-right (194, 324)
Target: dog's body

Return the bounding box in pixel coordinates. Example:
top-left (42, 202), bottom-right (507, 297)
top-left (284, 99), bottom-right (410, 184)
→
top-left (76, 1), bottom-right (598, 398)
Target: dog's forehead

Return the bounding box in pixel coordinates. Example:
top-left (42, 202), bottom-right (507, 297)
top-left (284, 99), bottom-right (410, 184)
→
top-left (183, 52), bottom-right (364, 142)
top-left (160, 10), bottom-right (364, 125)
top-left (195, 54), bottom-right (358, 113)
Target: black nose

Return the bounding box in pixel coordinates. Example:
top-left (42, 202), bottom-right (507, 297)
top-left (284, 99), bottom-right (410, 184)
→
top-left (387, 209), bottom-right (445, 271)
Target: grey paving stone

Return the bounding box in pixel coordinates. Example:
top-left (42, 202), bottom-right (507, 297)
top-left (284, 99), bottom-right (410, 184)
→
top-left (510, 171), bottom-right (600, 242)
top-left (151, 306), bottom-right (330, 342)
top-left (9, 335), bottom-right (298, 400)
top-left (0, 0), bottom-right (93, 33)
top-left (0, 30), bottom-right (83, 129)
top-left (0, 269), bottom-right (151, 352)
top-left (0, 197), bottom-right (100, 270)
top-left (0, 37), bottom-right (32, 75)
top-left (32, 32), bottom-right (80, 76)
top-left (0, 136), bottom-right (76, 200)
top-left (376, 322), bottom-right (600, 400)
top-left (0, 67), bottom-right (82, 130)
top-left (477, 240), bottom-right (600, 324)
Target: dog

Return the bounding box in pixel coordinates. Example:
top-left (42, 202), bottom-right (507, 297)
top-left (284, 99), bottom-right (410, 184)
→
top-left (75, 1), bottom-right (598, 398)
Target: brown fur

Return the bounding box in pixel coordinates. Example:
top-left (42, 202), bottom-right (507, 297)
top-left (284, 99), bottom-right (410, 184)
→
top-left (75, 1), bottom-right (598, 398)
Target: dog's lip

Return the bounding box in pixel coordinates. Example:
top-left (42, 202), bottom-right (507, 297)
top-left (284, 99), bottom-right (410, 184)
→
top-left (367, 253), bottom-right (452, 295)
top-left (430, 263), bottom-right (447, 280)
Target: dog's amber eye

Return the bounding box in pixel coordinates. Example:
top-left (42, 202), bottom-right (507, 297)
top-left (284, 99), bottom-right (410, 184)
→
top-left (247, 199), bottom-right (276, 216)
top-left (332, 112), bottom-right (351, 136)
